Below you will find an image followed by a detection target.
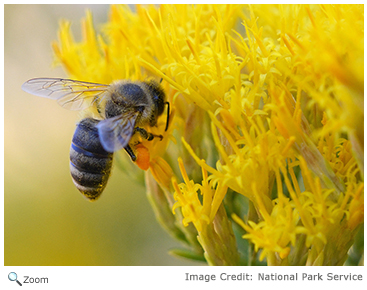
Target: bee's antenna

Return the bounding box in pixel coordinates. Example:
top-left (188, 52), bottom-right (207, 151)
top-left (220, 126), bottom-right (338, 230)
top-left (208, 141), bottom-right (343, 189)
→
top-left (165, 102), bottom-right (170, 131)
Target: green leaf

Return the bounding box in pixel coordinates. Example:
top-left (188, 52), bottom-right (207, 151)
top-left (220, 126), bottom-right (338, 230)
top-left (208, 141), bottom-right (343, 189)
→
top-left (169, 248), bottom-right (206, 262)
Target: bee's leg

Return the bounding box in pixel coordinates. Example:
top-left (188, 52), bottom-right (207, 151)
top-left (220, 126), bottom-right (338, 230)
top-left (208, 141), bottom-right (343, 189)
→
top-left (124, 145), bottom-right (137, 161)
top-left (134, 127), bottom-right (163, 141)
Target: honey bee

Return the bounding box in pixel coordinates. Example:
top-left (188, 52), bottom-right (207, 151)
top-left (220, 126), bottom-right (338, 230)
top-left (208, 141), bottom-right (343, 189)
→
top-left (22, 78), bottom-right (169, 200)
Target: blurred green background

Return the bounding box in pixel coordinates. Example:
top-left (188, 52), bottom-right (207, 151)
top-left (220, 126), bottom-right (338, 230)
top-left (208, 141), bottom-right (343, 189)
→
top-left (4, 4), bottom-right (196, 266)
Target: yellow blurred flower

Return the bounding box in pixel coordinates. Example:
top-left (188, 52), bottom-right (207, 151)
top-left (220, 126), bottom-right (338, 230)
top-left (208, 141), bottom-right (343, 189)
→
top-left (53, 4), bottom-right (363, 266)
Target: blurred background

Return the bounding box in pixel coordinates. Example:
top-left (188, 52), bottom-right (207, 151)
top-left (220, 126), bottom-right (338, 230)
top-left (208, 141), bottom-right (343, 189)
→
top-left (4, 4), bottom-right (197, 266)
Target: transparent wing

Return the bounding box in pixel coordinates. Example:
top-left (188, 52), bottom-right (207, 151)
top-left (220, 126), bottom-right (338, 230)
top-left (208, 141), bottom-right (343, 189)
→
top-left (96, 111), bottom-right (139, 153)
top-left (21, 77), bottom-right (110, 110)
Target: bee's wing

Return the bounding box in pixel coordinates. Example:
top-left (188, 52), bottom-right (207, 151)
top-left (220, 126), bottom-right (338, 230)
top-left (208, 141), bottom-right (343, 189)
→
top-left (96, 111), bottom-right (139, 153)
top-left (21, 78), bottom-right (109, 110)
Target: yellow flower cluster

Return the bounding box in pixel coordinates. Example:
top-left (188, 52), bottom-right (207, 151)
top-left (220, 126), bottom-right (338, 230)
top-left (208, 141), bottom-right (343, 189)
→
top-left (52, 4), bottom-right (363, 265)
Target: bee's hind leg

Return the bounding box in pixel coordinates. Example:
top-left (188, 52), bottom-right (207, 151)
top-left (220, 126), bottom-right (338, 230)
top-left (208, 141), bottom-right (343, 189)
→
top-left (134, 127), bottom-right (163, 141)
top-left (124, 145), bottom-right (137, 162)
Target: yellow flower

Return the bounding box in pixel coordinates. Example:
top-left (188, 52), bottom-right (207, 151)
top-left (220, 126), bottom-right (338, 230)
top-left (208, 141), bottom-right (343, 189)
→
top-left (172, 157), bottom-right (227, 232)
top-left (53, 4), bottom-right (363, 266)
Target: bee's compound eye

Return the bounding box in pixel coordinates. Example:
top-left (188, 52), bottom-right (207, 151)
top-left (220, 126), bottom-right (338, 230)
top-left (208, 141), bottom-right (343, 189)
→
top-left (145, 81), bottom-right (166, 116)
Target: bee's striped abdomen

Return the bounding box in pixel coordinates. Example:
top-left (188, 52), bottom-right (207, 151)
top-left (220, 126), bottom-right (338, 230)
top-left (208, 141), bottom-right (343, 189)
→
top-left (70, 118), bottom-right (113, 201)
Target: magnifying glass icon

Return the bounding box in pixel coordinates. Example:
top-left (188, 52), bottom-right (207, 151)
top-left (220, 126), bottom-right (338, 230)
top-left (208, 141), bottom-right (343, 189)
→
top-left (8, 272), bottom-right (22, 286)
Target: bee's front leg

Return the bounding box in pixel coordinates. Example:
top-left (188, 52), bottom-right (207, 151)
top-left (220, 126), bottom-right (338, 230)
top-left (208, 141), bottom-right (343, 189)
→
top-left (134, 127), bottom-right (163, 141)
top-left (124, 145), bottom-right (137, 161)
